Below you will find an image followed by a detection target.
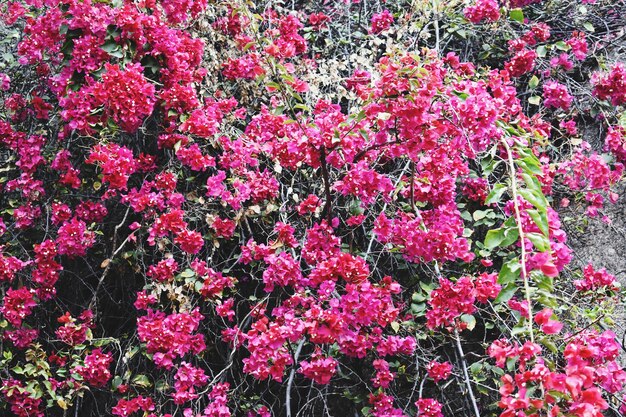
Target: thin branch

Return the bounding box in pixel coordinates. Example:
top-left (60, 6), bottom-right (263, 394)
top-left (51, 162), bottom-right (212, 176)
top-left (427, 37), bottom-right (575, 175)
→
top-left (319, 147), bottom-right (333, 224)
top-left (502, 139), bottom-right (535, 343)
top-left (88, 207), bottom-right (131, 311)
top-left (454, 329), bottom-right (481, 417)
top-left (286, 338), bottom-right (305, 417)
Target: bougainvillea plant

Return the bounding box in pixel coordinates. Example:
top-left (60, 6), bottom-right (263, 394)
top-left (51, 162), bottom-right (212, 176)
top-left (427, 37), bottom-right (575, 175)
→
top-left (1, 0), bottom-right (626, 416)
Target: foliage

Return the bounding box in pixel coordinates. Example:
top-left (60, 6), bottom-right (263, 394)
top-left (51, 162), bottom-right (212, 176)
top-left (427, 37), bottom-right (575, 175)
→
top-left (0, 0), bottom-right (626, 416)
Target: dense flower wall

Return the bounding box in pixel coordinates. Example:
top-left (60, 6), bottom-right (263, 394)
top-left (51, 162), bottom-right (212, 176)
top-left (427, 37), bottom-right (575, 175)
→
top-left (1, 0), bottom-right (626, 416)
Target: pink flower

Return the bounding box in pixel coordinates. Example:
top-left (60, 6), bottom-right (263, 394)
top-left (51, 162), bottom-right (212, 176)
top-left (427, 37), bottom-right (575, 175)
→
top-left (592, 63), bottom-right (626, 106)
top-left (574, 264), bottom-right (619, 292)
top-left (299, 355), bottom-right (338, 385)
top-left (464, 0), bottom-right (500, 24)
top-left (160, 0), bottom-right (208, 24)
top-left (370, 10), bottom-right (394, 34)
top-left (427, 361), bottom-right (453, 382)
top-left (175, 229), bottom-right (204, 254)
top-left (56, 218), bottom-right (96, 257)
top-left (96, 63), bottom-right (156, 132)
top-left (2, 378), bottom-right (43, 417)
top-left (369, 392), bottom-right (405, 416)
top-left (86, 143), bottom-right (137, 191)
top-left (76, 349), bottom-right (113, 387)
top-left (371, 359), bottom-right (395, 388)
top-left (262, 252), bottom-right (303, 291)
top-left (426, 276), bottom-right (476, 330)
top-left (0, 73), bottom-right (10, 90)
top-left (560, 119), bottom-right (578, 136)
top-left (534, 308), bottom-right (563, 335)
top-left (415, 398), bottom-right (444, 417)
top-left (508, 298), bottom-right (530, 318)
top-left (173, 362), bottom-right (208, 404)
top-left (147, 258), bottom-right (179, 282)
top-left (134, 291), bottom-right (157, 310)
top-left (177, 144), bottom-right (215, 171)
top-left (0, 252), bottom-right (28, 283)
top-left (550, 53), bottom-right (574, 71)
top-left (216, 298), bottom-right (235, 321)
top-left (55, 311), bottom-right (93, 346)
top-left (605, 126), bottom-right (626, 163)
top-left (309, 12), bottom-right (330, 29)
top-left (462, 177), bottom-right (489, 203)
top-left (1, 287), bottom-right (37, 327)
top-left (222, 54), bottom-right (265, 79)
top-left (137, 309), bottom-right (206, 369)
top-left (505, 49), bottom-right (536, 77)
top-left (543, 81), bottom-right (572, 110)
top-left (4, 328), bottom-right (38, 349)
top-left (112, 396), bottom-right (154, 417)
top-left (296, 194), bottom-right (321, 215)
top-left (567, 31), bottom-right (588, 60)
top-left (474, 272), bottom-right (501, 303)
top-left (212, 217), bottom-right (237, 239)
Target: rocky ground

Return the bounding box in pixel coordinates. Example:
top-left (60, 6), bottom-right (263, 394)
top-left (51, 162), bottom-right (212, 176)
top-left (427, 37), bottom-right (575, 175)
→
top-left (562, 185), bottom-right (626, 351)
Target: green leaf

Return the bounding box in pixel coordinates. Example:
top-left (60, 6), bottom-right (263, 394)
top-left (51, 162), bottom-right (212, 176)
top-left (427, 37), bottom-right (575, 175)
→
top-left (100, 40), bottom-right (123, 56)
top-left (485, 183), bottom-right (507, 205)
top-left (179, 268), bottom-right (195, 278)
top-left (527, 209), bottom-right (549, 236)
top-left (473, 210), bottom-right (489, 221)
top-left (110, 49), bottom-right (124, 59)
top-left (484, 228), bottom-right (505, 250)
top-left (293, 103), bottom-right (310, 112)
top-left (518, 157), bottom-right (543, 176)
top-left (411, 303), bottom-right (426, 316)
top-left (555, 41), bottom-right (569, 51)
top-left (521, 172), bottom-right (543, 193)
top-left (526, 232), bottom-right (550, 252)
top-left (131, 374), bottom-right (152, 389)
top-left (92, 337), bottom-right (116, 347)
top-left (498, 259), bottom-right (520, 286)
top-left (141, 55), bottom-right (161, 74)
top-left (501, 227), bottom-right (520, 247)
top-left (510, 9), bottom-right (524, 23)
top-left (519, 188), bottom-right (547, 212)
top-left (111, 376), bottom-right (123, 390)
top-left (266, 81), bottom-right (281, 91)
top-left (412, 292), bottom-right (427, 303)
top-left (540, 337), bottom-right (558, 354)
top-left (528, 96), bottom-right (541, 106)
top-left (534, 271), bottom-right (554, 292)
top-left (536, 45), bottom-right (547, 58)
top-left (469, 362), bottom-right (483, 375)
top-left (583, 22), bottom-right (594, 32)
top-left (510, 325), bottom-right (529, 337)
top-left (528, 75), bottom-right (539, 90)
top-left (461, 314), bottom-right (476, 331)
top-left (419, 281), bottom-right (435, 293)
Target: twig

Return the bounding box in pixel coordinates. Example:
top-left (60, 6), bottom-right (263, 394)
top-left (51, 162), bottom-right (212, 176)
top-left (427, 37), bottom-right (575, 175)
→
top-left (432, 0), bottom-right (440, 52)
top-left (286, 339), bottom-right (305, 417)
top-left (454, 329), bottom-right (481, 417)
top-left (88, 207), bottom-right (131, 311)
top-left (502, 139), bottom-right (535, 343)
top-left (319, 147), bottom-right (333, 223)
top-left (364, 160), bottom-right (412, 262)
